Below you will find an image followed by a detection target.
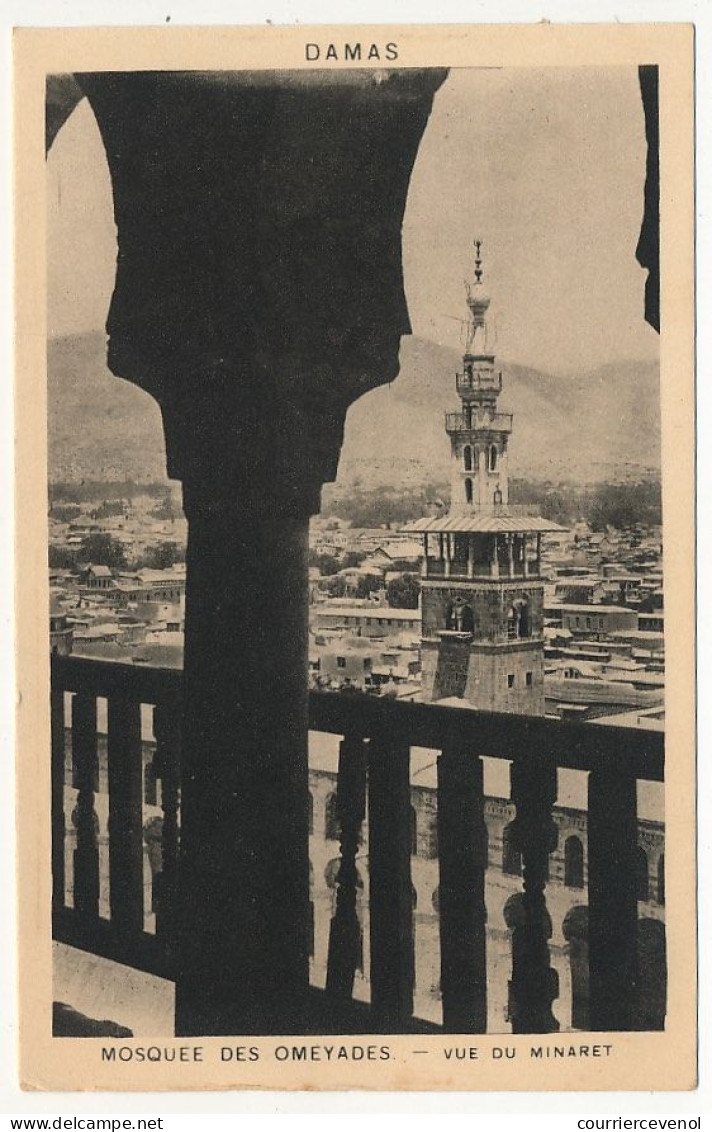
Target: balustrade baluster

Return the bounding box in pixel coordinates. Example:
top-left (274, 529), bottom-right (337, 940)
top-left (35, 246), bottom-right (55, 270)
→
top-left (437, 740), bottom-right (488, 1032)
top-left (153, 700), bottom-right (181, 946)
top-left (507, 754), bottom-right (559, 1033)
top-left (588, 766), bottom-right (638, 1030)
top-left (368, 736), bottom-right (414, 1030)
top-left (51, 685), bottom-right (66, 916)
top-left (326, 733), bottom-right (367, 1000)
top-left (107, 695), bottom-right (144, 937)
top-left (71, 693), bottom-right (100, 922)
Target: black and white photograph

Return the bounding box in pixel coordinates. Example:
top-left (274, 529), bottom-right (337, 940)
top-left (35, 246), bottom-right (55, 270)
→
top-left (11, 22), bottom-right (697, 1093)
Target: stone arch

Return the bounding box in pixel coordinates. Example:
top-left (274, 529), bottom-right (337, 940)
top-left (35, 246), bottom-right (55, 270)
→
top-left (508, 596), bottom-right (531, 639)
top-left (564, 834), bottom-right (584, 889)
top-left (446, 598), bottom-right (475, 634)
top-left (517, 597), bottom-right (531, 637)
top-left (460, 603), bottom-right (475, 635)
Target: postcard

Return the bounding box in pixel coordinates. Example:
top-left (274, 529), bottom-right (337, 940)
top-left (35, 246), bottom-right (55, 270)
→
top-left (14, 22), bottom-right (695, 1091)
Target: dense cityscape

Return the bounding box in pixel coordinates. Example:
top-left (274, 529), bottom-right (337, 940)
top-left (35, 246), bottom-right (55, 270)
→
top-left (49, 487), bottom-right (664, 722)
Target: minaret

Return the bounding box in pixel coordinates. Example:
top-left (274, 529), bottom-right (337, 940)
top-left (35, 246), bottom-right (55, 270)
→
top-left (411, 240), bottom-right (563, 715)
top-left (448, 239), bottom-right (511, 512)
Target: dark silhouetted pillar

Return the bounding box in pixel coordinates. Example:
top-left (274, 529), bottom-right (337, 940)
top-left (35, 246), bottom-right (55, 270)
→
top-left (637, 65), bottom-right (659, 332)
top-left (588, 766), bottom-right (639, 1031)
top-left (78, 68), bottom-right (446, 1034)
top-left (437, 739), bottom-right (488, 1032)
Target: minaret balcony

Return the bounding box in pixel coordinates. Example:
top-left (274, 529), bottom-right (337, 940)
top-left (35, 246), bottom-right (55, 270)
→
top-left (445, 409), bottom-right (513, 435)
top-left (456, 370), bottom-right (502, 396)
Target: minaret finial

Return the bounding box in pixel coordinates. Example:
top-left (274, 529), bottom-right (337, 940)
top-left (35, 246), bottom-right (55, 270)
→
top-left (473, 237), bottom-right (483, 286)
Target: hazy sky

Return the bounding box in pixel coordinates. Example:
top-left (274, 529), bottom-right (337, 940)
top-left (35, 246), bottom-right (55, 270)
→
top-left (47, 66), bottom-right (658, 376)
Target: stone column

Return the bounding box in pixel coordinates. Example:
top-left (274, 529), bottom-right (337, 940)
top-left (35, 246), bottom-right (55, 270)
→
top-left (491, 534), bottom-right (499, 579)
top-left (78, 67), bottom-right (446, 1035)
top-left (467, 535), bottom-right (475, 579)
top-left (562, 905), bottom-right (590, 1031)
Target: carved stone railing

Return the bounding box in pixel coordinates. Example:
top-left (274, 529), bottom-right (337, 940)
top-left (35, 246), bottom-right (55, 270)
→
top-left (51, 654), bottom-right (665, 1035)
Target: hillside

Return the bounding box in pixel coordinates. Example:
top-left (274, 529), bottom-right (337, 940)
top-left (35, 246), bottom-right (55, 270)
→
top-left (48, 331), bottom-right (660, 487)
top-left (340, 338), bottom-right (660, 486)
top-left (48, 332), bottom-right (168, 483)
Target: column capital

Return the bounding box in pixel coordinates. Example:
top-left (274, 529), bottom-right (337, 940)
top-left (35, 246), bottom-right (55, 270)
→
top-left (78, 69), bottom-right (447, 518)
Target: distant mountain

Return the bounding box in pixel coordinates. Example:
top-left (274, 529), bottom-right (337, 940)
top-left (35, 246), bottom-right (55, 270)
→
top-left (47, 331), bottom-right (660, 487)
top-left (339, 338), bottom-right (661, 486)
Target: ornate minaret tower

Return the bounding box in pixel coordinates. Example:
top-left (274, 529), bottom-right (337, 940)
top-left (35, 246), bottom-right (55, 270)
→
top-left (448, 239), bottom-right (511, 512)
top-left (412, 240), bottom-right (563, 715)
